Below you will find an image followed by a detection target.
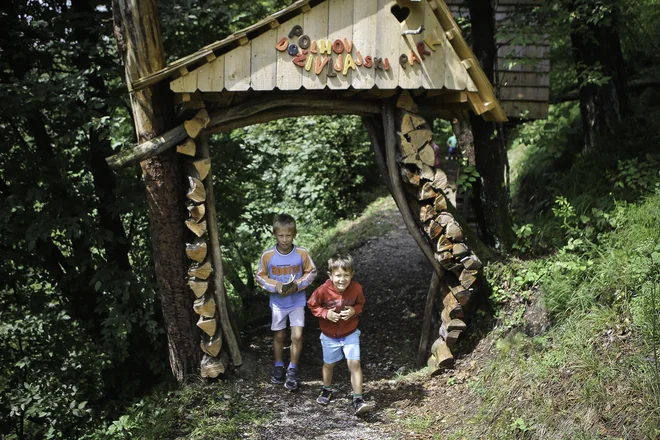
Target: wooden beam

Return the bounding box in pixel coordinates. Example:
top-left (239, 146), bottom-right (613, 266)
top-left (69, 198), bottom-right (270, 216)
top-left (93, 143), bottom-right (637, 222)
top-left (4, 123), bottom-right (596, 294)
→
top-left (107, 96), bottom-right (380, 169)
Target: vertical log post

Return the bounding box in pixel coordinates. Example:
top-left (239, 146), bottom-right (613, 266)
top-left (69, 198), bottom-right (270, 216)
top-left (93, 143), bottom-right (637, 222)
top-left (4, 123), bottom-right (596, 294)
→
top-left (198, 134), bottom-right (243, 368)
top-left (416, 271), bottom-right (441, 367)
top-left (112, 0), bottom-right (199, 381)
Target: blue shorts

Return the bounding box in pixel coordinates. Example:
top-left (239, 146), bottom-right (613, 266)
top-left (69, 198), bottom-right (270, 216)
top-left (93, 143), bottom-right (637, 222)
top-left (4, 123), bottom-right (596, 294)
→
top-left (320, 329), bottom-right (361, 364)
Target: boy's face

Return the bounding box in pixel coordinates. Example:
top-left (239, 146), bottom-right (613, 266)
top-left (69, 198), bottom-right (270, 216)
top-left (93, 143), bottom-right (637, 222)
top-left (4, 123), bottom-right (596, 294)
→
top-left (274, 226), bottom-right (296, 253)
top-left (328, 267), bottom-right (353, 294)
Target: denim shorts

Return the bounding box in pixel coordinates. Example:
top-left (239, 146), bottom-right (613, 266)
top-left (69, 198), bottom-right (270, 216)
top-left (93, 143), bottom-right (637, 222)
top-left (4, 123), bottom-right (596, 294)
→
top-left (320, 329), bottom-right (361, 364)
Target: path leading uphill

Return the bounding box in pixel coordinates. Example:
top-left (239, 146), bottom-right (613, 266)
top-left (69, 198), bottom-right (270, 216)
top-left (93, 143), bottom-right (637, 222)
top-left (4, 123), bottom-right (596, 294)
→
top-left (233, 207), bottom-right (492, 439)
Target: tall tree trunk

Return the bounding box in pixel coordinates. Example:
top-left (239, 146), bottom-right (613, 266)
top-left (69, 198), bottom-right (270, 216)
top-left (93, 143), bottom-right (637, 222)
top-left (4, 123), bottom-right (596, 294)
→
top-left (566, 0), bottom-right (628, 151)
top-left (112, 0), bottom-right (199, 381)
top-left (467, 0), bottom-right (515, 251)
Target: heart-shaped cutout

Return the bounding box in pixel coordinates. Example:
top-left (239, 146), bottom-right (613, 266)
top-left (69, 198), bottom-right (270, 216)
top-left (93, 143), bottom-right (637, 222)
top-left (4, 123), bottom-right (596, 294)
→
top-left (391, 4), bottom-right (411, 23)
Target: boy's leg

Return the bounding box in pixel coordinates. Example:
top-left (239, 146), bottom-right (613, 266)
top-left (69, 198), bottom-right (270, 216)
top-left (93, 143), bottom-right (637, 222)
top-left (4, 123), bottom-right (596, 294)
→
top-left (316, 362), bottom-right (335, 405)
top-left (273, 329), bottom-right (286, 363)
top-left (285, 327), bottom-right (303, 390)
top-left (288, 307), bottom-right (305, 367)
top-left (343, 330), bottom-right (374, 415)
top-left (317, 334), bottom-right (342, 405)
top-left (290, 327), bottom-right (303, 365)
top-left (347, 359), bottom-right (363, 395)
top-left (285, 307), bottom-right (304, 390)
top-left (322, 362), bottom-right (335, 387)
top-left (271, 330), bottom-right (286, 384)
top-left (271, 308), bottom-right (288, 384)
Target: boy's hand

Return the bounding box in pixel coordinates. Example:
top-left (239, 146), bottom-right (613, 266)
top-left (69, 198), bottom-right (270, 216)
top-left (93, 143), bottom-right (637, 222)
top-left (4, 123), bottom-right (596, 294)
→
top-left (285, 281), bottom-right (298, 295)
top-left (326, 309), bottom-right (340, 322)
top-left (277, 281), bottom-right (297, 295)
top-left (340, 306), bottom-right (355, 321)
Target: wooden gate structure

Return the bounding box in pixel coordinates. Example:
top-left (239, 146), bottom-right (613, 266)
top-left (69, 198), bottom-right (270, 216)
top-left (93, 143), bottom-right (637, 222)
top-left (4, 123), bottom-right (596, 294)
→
top-left (108, 0), bottom-right (510, 377)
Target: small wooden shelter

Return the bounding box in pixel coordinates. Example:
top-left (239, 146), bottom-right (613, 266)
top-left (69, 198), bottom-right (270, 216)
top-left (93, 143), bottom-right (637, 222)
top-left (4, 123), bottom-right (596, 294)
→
top-left (446, 0), bottom-right (549, 119)
top-left (109, 0), bottom-right (509, 377)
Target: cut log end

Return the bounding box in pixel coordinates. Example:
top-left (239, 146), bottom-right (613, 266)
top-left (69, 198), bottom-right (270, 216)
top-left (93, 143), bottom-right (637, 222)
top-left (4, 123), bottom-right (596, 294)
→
top-left (187, 176), bottom-right (207, 203)
top-left (187, 203), bottom-right (206, 223)
top-left (201, 353), bottom-right (226, 378)
top-left (188, 260), bottom-right (213, 280)
top-left (176, 138), bottom-right (196, 156)
top-left (186, 240), bottom-right (208, 262)
top-left (188, 279), bottom-right (209, 298)
top-left (185, 219), bottom-right (207, 238)
top-left (193, 295), bottom-right (217, 318)
top-left (418, 182), bottom-right (438, 201)
top-left (396, 91), bottom-right (419, 113)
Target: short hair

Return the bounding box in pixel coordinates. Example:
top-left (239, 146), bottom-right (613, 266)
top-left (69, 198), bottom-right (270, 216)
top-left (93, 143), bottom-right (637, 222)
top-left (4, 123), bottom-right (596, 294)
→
top-left (327, 253), bottom-right (354, 273)
top-left (273, 213), bottom-right (296, 233)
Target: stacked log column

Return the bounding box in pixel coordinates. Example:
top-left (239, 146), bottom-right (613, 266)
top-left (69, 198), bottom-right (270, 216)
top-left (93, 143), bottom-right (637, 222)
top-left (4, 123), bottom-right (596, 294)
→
top-left (177, 108), bottom-right (226, 378)
top-left (395, 93), bottom-right (483, 375)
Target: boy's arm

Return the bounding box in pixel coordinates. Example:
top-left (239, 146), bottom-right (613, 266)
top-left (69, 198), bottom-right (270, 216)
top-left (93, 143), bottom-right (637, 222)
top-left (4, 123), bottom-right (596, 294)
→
top-left (307, 289), bottom-right (329, 319)
top-left (255, 252), bottom-right (278, 293)
top-left (351, 284), bottom-right (365, 316)
top-left (294, 250), bottom-right (317, 291)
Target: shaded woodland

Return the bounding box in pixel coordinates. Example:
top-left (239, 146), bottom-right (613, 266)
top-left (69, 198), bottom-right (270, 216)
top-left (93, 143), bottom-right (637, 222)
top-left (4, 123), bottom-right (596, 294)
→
top-left (1, 0), bottom-right (659, 438)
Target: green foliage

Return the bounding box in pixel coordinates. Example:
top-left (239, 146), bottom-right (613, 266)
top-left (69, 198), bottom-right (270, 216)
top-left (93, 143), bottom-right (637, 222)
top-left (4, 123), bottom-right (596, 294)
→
top-left (207, 115), bottom-right (381, 325)
top-left (456, 165), bottom-right (480, 193)
top-left (606, 155), bottom-right (660, 198)
top-left (484, 259), bottom-right (548, 332)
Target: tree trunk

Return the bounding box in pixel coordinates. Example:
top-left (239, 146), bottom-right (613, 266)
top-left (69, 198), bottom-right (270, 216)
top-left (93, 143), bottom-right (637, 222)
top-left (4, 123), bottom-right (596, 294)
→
top-left (467, 0), bottom-right (515, 251)
top-left (112, 0), bottom-right (199, 381)
top-left (566, 0), bottom-right (628, 151)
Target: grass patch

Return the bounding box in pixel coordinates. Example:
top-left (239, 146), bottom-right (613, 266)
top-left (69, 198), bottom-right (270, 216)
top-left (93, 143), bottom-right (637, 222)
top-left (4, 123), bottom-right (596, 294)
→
top-left (84, 380), bottom-right (271, 440)
top-left (465, 307), bottom-right (659, 439)
top-left (460, 192), bottom-right (660, 440)
top-left (401, 413), bottom-right (437, 434)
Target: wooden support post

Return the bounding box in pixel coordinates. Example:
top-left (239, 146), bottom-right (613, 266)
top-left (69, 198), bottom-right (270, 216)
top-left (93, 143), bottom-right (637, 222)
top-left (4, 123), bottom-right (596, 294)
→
top-left (416, 272), bottom-right (442, 367)
top-left (199, 134), bottom-right (242, 367)
top-left (383, 99), bottom-right (444, 279)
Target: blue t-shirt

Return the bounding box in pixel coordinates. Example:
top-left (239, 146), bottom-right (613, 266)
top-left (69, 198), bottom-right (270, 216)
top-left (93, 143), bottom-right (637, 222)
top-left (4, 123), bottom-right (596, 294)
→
top-left (447, 135), bottom-right (457, 148)
top-left (255, 245), bottom-right (317, 310)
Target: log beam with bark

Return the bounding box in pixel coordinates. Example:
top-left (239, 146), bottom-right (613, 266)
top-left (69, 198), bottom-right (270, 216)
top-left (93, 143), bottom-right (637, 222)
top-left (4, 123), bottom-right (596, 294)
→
top-left (106, 97), bottom-right (380, 169)
top-left (199, 134), bottom-right (242, 367)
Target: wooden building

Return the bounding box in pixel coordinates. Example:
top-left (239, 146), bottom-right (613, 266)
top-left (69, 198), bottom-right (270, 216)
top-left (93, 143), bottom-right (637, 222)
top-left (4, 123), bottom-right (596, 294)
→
top-left (111, 0), bottom-right (512, 376)
top-left (445, 0), bottom-right (549, 119)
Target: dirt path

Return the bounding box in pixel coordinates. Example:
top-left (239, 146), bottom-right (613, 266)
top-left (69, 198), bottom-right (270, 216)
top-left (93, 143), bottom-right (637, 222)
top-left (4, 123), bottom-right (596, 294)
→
top-left (235, 211), bottom-right (492, 439)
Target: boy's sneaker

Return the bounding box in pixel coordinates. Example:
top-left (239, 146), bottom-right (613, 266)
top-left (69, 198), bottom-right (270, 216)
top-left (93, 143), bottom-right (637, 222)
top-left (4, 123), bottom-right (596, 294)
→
top-left (270, 365), bottom-right (285, 384)
top-left (316, 387), bottom-right (333, 405)
top-left (284, 367), bottom-right (299, 391)
top-left (353, 397), bottom-right (374, 415)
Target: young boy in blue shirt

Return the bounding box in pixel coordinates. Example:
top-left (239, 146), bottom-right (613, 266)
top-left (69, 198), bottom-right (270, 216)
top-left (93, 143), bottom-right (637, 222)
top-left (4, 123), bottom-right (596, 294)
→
top-left (255, 214), bottom-right (317, 390)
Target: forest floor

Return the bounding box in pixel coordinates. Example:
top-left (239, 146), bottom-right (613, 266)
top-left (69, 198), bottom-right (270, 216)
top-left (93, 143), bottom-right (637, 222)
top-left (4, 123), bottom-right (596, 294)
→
top-left (225, 206), bottom-right (497, 440)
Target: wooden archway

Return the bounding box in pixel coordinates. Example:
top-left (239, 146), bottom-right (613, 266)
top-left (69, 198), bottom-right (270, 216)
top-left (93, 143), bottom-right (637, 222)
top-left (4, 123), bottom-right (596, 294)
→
top-left (109, 0), bottom-right (506, 377)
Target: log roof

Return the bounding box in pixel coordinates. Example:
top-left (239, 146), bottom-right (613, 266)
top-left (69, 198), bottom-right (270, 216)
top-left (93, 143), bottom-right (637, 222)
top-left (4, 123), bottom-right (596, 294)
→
top-left (133, 0), bottom-right (507, 122)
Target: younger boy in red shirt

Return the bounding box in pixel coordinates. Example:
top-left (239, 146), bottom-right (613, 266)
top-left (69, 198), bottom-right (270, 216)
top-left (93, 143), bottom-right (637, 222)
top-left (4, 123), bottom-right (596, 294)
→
top-left (307, 253), bottom-right (375, 415)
